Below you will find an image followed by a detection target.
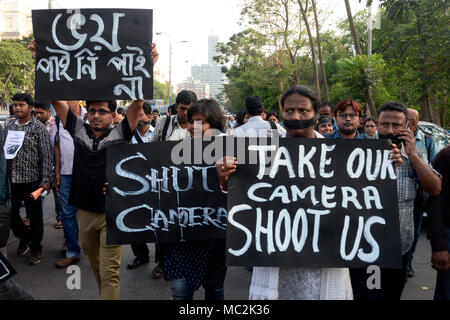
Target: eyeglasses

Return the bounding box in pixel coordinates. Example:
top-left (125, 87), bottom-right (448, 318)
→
top-left (337, 113), bottom-right (358, 119)
top-left (365, 125), bottom-right (376, 128)
top-left (88, 109), bottom-right (111, 116)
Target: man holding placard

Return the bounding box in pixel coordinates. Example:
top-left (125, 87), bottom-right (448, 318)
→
top-left (217, 86), bottom-right (406, 300)
top-left (4, 93), bottom-right (54, 266)
top-left (49, 98), bottom-right (143, 300)
top-left (30, 7), bottom-right (158, 299)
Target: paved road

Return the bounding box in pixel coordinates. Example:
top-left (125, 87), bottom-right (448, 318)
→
top-left (4, 192), bottom-right (437, 300)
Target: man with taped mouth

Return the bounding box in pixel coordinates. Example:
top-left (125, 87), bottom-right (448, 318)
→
top-left (215, 85), bottom-right (399, 299)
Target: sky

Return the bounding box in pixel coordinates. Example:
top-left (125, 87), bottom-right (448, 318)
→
top-left (26, 0), bottom-right (379, 87)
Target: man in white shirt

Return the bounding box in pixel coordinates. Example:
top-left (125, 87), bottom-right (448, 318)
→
top-left (51, 102), bottom-right (87, 268)
top-left (233, 96), bottom-right (285, 138)
top-left (152, 90), bottom-right (197, 142)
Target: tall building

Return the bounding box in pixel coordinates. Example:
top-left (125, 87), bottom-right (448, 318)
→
top-left (191, 63), bottom-right (224, 101)
top-left (177, 77), bottom-right (210, 100)
top-left (208, 35), bottom-right (219, 65)
top-left (0, 1), bottom-right (33, 40)
top-left (177, 35), bottom-right (224, 101)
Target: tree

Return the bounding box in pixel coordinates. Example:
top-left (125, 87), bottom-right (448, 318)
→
top-left (311, 0), bottom-right (329, 101)
top-left (343, 0), bottom-right (377, 117)
top-left (380, 0), bottom-right (449, 124)
top-left (153, 80), bottom-right (176, 105)
top-left (297, 0), bottom-right (321, 100)
top-left (331, 54), bottom-right (393, 109)
top-left (0, 40), bottom-right (35, 105)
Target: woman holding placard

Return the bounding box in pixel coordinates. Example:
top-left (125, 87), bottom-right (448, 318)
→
top-left (163, 99), bottom-right (228, 300)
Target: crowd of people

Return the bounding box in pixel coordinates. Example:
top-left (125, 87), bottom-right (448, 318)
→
top-left (0, 42), bottom-right (448, 302)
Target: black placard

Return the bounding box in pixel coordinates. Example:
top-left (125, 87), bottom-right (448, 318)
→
top-left (105, 139), bottom-right (228, 245)
top-left (226, 138), bottom-right (402, 268)
top-left (0, 253), bottom-right (17, 283)
top-left (32, 8), bottom-right (153, 100)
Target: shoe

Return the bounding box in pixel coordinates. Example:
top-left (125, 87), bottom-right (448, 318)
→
top-left (151, 263), bottom-right (164, 279)
top-left (16, 239), bottom-right (30, 256)
top-left (407, 266), bottom-right (415, 278)
top-left (127, 256), bottom-right (149, 269)
top-left (55, 257), bottom-right (80, 268)
top-left (27, 251), bottom-right (43, 265)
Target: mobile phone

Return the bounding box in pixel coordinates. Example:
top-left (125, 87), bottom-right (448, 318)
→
top-left (403, 122), bottom-right (409, 145)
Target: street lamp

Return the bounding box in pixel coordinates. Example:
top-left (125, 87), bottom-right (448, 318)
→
top-left (156, 32), bottom-right (188, 106)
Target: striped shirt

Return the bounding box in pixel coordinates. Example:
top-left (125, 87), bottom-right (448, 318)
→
top-left (396, 146), bottom-right (440, 254)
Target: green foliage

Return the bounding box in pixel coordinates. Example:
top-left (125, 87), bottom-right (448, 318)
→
top-left (331, 54), bottom-right (389, 108)
top-left (153, 80), bottom-right (176, 105)
top-left (0, 39), bottom-right (35, 104)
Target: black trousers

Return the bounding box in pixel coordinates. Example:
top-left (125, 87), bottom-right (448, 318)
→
top-left (10, 181), bottom-right (43, 254)
top-left (350, 253), bottom-right (409, 300)
top-left (131, 243), bottom-right (149, 259)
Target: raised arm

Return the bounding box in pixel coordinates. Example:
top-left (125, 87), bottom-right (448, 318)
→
top-left (50, 101), bottom-right (70, 127)
top-left (126, 100), bottom-right (144, 132)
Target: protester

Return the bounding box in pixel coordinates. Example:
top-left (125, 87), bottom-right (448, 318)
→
top-left (327, 100), bottom-right (401, 300)
top-left (268, 110), bottom-right (280, 123)
top-left (51, 101), bottom-right (86, 268)
top-left (151, 109), bottom-right (160, 127)
top-left (233, 96), bottom-right (285, 137)
top-left (153, 90), bottom-right (197, 142)
top-left (326, 99), bottom-right (368, 140)
top-left (51, 99), bottom-right (141, 299)
top-left (405, 108), bottom-right (440, 278)
top-left (319, 101), bottom-right (338, 133)
top-left (39, 39), bottom-right (158, 299)
top-left (34, 101), bottom-right (62, 230)
top-left (5, 93), bottom-right (54, 265)
top-left (315, 115), bottom-right (333, 135)
top-left (351, 102), bottom-right (442, 300)
top-left (217, 85), bottom-right (367, 300)
top-left (164, 99), bottom-right (227, 300)
top-left (0, 125), bottom-right (33, 300)
top-left (228, 115), bottom-right (237, 129)
top-left (363, 117), bottom-right (378, 138)
top-left (427, 146), bottom-right (450, 300)
top-left (127, 102), bottom-right (154, 270)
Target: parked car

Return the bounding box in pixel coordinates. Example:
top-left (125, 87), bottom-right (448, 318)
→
top-left (417, 121), bottom-right (450, 152)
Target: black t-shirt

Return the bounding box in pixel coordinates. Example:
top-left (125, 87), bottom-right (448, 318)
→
top-left (64, 110), bottom-right (133, 213)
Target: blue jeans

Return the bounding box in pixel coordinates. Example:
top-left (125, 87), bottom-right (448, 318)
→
top-left (59, 175), bottom-right (80, 259)
top-left (171, 279), bottom-right (224, 301)
top-left (434, 227), bottom-right (450, 300)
